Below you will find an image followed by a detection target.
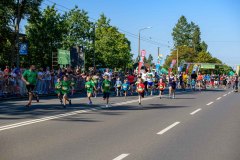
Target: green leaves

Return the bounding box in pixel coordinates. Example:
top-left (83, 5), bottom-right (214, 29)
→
top-left (165, 15), bottom-right (227, 73)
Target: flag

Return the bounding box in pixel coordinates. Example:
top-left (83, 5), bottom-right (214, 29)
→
top-left (186, 63), bottom-right (191, 74)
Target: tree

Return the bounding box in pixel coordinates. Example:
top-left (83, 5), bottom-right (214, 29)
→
top-left (147, 54), bottom-right (153, 65)
top-left (172, 16), bottom-right (191, 47)
top-left (189, 22), bottom-right (201, 52)
top-left (95, 14), bottom-right (132, 69)
top-left (26, 5), bottom-right (65, 67)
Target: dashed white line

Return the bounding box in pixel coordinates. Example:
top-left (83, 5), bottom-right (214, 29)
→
top-left (223, 94), bottom-right (227, 97)
top-left (216, 97), bottom-right (222, 100)
top-left (190, 108), bottom-right (202, 115)
top-left (207, 102), bottom-right (214, 106)
top-left (113, 154), bottom-right (130, 160)
top-left (157, 122), bottom-right (180, 135)
top-left (228, 92), bottom-right (231, 94)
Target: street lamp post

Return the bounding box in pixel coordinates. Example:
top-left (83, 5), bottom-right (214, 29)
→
top-left (138, 26), bottom-right (152, 58)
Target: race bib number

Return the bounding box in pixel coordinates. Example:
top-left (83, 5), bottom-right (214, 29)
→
top-left (62, 86), bottom-right (68, 91)
top-left (138, 88), bottom-right (143, 92)
top-left (105, 84), bottom-right (110, 87)
top-left (86, 84), bottom-right (90, 88)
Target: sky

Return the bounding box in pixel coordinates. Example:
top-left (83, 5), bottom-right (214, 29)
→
top-left (21, 0), bottom-right (240, 67)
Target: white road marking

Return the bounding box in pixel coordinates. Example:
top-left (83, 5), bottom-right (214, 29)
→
top-left (223, 94), bottom-right (227, 97)
top-left (206, 102), bottom-right (214, 106)
top-left (157, 122), bottom-right (180, 135)
top-left (113, 154), bottom-right (130, 160)
top-left (216, 97), bottom-right (222, 100)
top-left (190, 108), bottom-right (202, 115)
top-left (0, 95), bottom-right (162, 132)
top-left (0, 90), bottom-right (191, 132)
top-left (228, 92), bottom-right (231, 94)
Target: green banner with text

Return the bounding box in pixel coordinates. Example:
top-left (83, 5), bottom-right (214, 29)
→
top-left (58, 49), bottom-right (70, 65)
top-left (201, 64), bottom-right (215, 69)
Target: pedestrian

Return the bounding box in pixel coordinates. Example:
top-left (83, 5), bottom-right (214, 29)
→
top-left (122, 79), bottom-right (130, 98)
top-left (136, 78), bottom-right (145, 105)
top-left (55, 78), bottom-right (63, 104)
top-left (21, 65), bottom-right (39, 107)
top-left (168, 73), bottom-right (176, 99)
top-left (61, 75), bottom-right (72, 108)
top-left (158, 78), bottom-right (166, 99)
top-left (85, 76), bottom-right (96, 105)
top-left (115, 77), bottom-right (122, 96)
top-left (102, 75), bottom-right (111, 107)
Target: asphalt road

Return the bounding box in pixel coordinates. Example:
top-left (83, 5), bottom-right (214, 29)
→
top-left (0, 89), bottom-right (239, 160)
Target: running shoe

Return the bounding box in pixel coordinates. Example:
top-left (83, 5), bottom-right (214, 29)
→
top-left (36, 96), bottom-right (39, 103)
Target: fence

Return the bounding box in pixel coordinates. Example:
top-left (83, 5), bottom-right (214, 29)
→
top-left (0, 75), bottom-right (86, 98)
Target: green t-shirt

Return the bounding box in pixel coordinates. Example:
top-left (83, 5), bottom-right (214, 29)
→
top-left (102, 79), bottom-right (111, 93)
top-left (22, 70), bottom-right (38, 85)
top-left (85, 81), bottom-right (95, 93)
top-left (61, 80), bottom-right (71, 93)
top-left (55, 82), bottom-right (62, 94)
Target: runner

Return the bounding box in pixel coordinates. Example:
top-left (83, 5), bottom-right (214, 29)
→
top-left (182, 72), bottom-right (188, 90)
top-left (127, 73), bottom-right (135, 95)
top-left (168, 73), bottom-right (176, 99)
top-left (102, 75), bottom-right (111, 107)
top-left (21, 65), bottom-right (39, 107)
top-left (233, 73), bottom-right (239, 92)
top-left (141, 69), bottom-right (148, 96)
top-left (136, 78), bottom-right (145, 105)
top-left (85, 76), bottom-right (96, 105)
top-left (197, 72), bottom-right (203, 91)
top-left (55, 78), bottom-right (63, 104)
top-left (114, 77), bottom-right (122, 96)
top-left (147, 73), bottom-right (154, 96)
top-left (61, 75), bottom-right (72, 108)
top-left (92, 73), bottom-right (99, 98)
top-left (122, 79), bottom-right (130, 98)
top-left (158, 78), bottom-right (166, 99)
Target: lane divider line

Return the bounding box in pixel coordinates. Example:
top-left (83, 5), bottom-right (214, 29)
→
top-left (216, 97), bottom-right (222, 100)
top-left (157, 122), bottom-right (180, 135)
top-left (0, 90), bottom-right (194, 132)
top-left (228, 92), bottom-right (231, 94)
top-left (190, 108), bottom-right (202, 115)
top-left (223, 94), bottom-right (227, 97)
top-left (113, 154), bottom-right (130, 160)
top-left (0, 94), bottom-right (167, 132)
top-left (206, 102), bottom-right (214, 106)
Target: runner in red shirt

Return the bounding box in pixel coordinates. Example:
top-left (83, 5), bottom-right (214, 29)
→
top-left (158, 79), bottom-right (166, 99)
top-left (127, 73), bottom-right (135, 95)
top-left (136, 78), bottom-right (145, 105)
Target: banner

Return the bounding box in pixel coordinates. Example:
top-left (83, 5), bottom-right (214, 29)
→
top-left (186, 63), bottom-right (191, 74)
top-left (201, 64), bottom-right (215, 69)
top-left (19, 43), bottom-right (28, 55)
top-left (170, 59), bottom-right (176, 68)
top-left (58, 49), bottom-right (70, 65)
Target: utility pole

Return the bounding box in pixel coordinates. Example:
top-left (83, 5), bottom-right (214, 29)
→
top-left (93, 24), bottom-right (96, 70)
top-left (16, 0), bottom-right (21, 67)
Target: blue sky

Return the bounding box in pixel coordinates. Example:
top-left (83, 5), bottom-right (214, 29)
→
top-left (22, 0), bottom-right (240, 67)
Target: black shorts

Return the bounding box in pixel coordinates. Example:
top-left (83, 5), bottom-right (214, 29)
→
top-left (103, 92), bottom-right (110, 99)
top-left (139, 91), bottom-right (145, 98)
top-left (26, 85), bottom-right (35, 93)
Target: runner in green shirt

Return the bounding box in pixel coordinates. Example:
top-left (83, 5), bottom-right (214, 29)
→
top-left (102, 75), bottom-right (111, 107)
top-left (21, 65), bottom-right (39, 107)
top-left (55, 78), bottom-right (63, 104)
top-left (61, 75), bottom-right (72, 108)
top-left (85, 76), bottom-right (96, 105)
